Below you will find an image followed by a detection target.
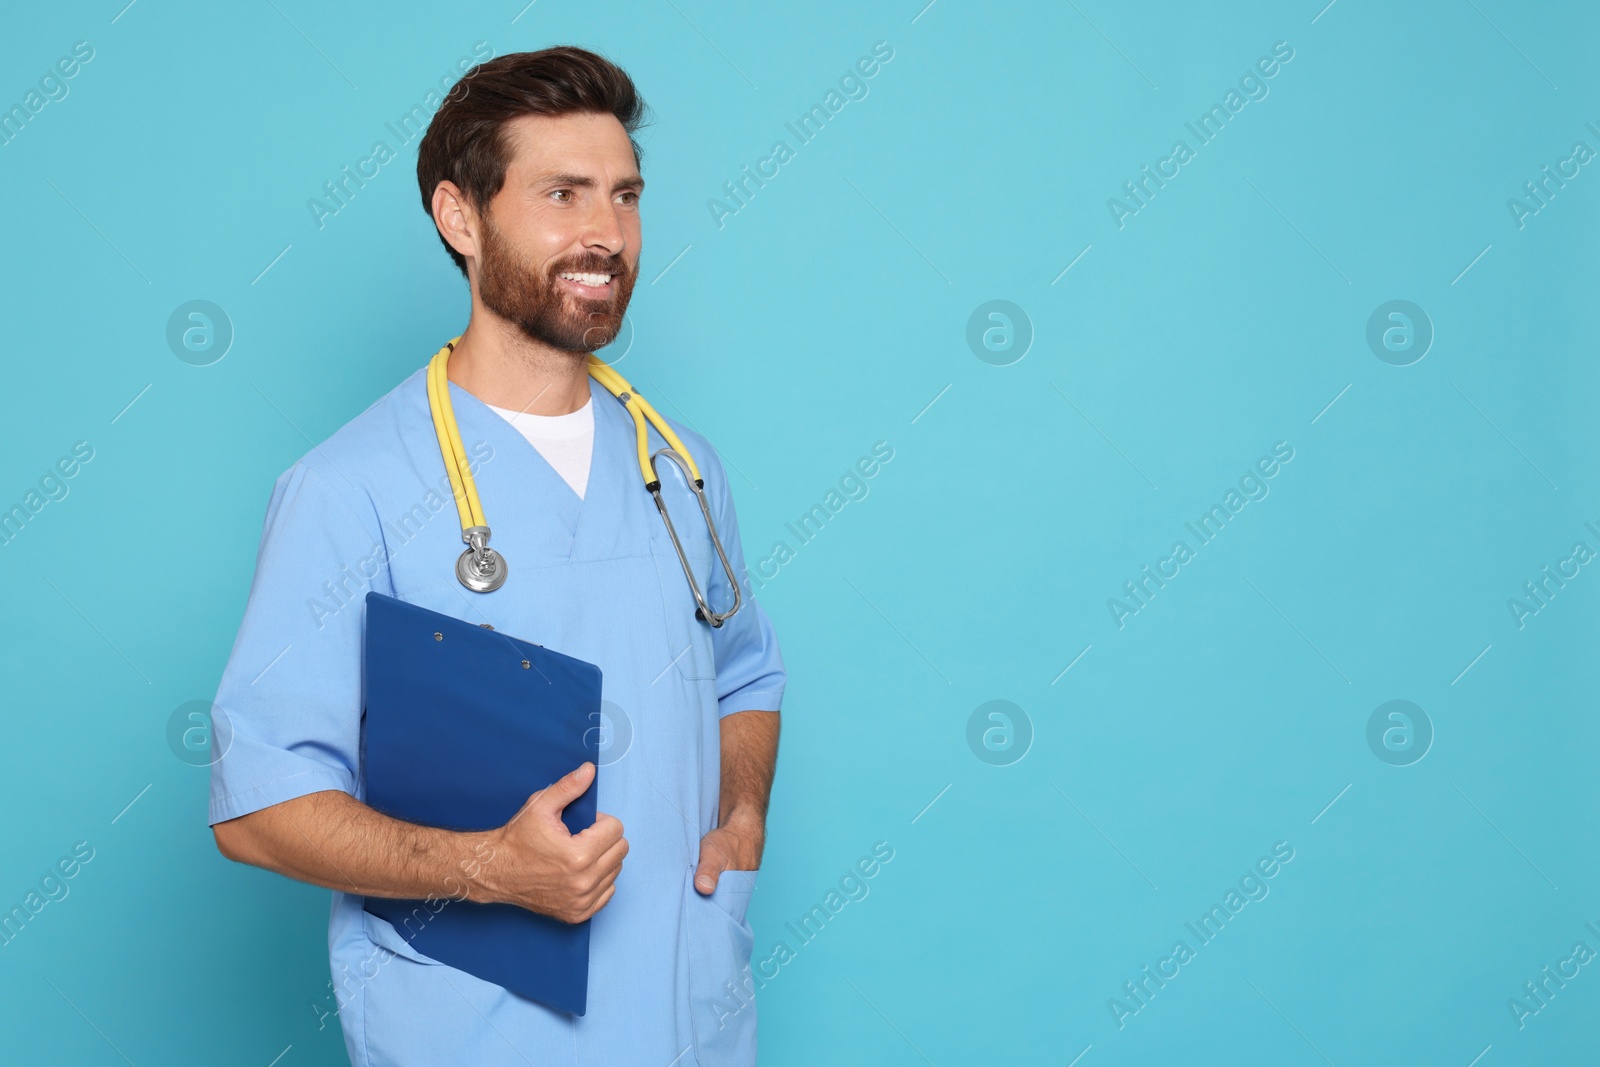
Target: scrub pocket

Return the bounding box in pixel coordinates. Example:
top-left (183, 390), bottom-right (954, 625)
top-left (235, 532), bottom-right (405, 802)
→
top-left (684, 865), bottom-right (759, 1066)
top-left (354, 910), bottom-right (452, 1067)
top-left (361, 908), bottom-right (445, 966)
top-left (652, 538), bottom-right (717, 682)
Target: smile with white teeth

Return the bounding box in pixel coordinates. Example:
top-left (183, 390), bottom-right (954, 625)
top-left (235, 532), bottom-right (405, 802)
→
top-left (559, 271), bottom-right (613, 287)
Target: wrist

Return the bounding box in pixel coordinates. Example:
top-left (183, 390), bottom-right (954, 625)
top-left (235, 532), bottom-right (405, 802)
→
top-left (456, 828), bottom-right (505, 905)
top-left (720, 808), bottom-right (767, 868)
top-left (721, 805), bottom-right (765, 834)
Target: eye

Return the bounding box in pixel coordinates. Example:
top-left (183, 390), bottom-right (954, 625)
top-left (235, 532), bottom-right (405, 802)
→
top-left (551, 189), bottom-right (572, 203)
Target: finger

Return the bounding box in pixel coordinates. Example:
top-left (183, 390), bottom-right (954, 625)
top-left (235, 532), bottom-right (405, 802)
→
top-left (584, 855), bottom-right (623, 903)
top-left (694, 842), bottom-right (725, 895)
top-left (699, 829), bottom-right (739, 867)
top-left (591, 835), bottom-right (629, 877)
top-left (581, 882), bottom-right (617, 921)
top-left (529, 762), bottom-right (595, 819)
top-left (589, 812), bottom-right (625, 838)
top-left (573, 813), bottom-right (624, 853)
top-left (570, 830), bottom-right (626, 878)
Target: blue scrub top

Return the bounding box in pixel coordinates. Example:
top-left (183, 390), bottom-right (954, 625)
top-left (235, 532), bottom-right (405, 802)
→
top-left (208, 357), bottom-right (785, 1067)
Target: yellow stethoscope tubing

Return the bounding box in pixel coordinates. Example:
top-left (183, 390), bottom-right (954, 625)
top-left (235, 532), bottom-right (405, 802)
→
top-left (426, 342), bottom-right (485, 533)
top-left (584, 356), bottom-right (702, 486)
top-left (425, 337), bottom-right (742, 626)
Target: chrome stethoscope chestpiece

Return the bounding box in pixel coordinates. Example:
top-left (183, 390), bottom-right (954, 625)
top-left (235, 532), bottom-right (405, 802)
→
top-left (455, 525), bottom-right (507, 593)
top-left (427, 340), bottom-right (740, 625)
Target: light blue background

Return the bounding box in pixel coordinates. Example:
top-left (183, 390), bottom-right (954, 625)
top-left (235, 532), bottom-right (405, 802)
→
top-left (2, 1), bottom-right (1597, 1063)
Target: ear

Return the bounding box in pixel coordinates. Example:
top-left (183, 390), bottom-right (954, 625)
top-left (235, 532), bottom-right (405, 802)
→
top-left (432, 180), bottom-right (482, 268)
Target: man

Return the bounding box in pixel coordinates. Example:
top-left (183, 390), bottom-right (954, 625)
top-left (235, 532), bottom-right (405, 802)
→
top-left (209, 46), bottom-right (784, 1066)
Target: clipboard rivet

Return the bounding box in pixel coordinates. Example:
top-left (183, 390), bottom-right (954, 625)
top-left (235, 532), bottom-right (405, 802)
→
top-left (522, 660), bottom-right (531, 669)
top-left (434, 632), bottom-right (443, 641)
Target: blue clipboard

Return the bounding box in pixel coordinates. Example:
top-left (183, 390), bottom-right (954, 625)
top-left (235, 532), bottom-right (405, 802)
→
top-left (360, 591), bottom-right (603, 1015)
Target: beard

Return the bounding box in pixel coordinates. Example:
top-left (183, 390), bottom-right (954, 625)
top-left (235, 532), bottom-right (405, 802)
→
top-left (476, 212), bottom-right (637, 354)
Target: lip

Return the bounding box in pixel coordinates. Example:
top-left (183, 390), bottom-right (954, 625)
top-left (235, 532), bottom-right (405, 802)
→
top-left (557, 274), bottom-right (615, 298)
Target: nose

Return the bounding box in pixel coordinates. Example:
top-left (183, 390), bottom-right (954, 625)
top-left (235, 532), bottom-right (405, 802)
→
top-left (581, 195), bottom-right (627, 260)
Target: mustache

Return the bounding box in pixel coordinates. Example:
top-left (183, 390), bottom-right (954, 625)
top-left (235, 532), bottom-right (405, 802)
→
top-left (549, 255), bottom-right (631, 278)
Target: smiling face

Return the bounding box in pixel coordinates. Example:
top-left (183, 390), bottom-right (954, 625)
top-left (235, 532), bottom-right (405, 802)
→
top-left (471, 111), bottom-right (643, 354)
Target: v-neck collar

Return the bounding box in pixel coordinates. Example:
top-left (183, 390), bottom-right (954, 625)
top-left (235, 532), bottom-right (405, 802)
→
top-left (481, 396), bottom-right (595, 501)
top-left (436, 372), bottom-right (636, 560)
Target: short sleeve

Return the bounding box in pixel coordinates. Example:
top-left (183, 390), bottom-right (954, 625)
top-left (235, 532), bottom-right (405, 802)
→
top-left (208, 463), bottom-right (393, 825)
top-left (701, 448), bottom-right (786, 718)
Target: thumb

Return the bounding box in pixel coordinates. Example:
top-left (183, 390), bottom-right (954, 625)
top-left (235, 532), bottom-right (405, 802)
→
top-left (694, 839), bottom-right (724, 895)
top-left (533, 761), bottom-right (595, 817)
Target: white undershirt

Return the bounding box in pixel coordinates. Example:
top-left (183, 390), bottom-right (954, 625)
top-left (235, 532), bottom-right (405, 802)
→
top-left (484, 398), bottom-right (594, 499)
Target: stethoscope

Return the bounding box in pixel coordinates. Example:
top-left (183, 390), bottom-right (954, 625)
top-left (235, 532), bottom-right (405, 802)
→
top-left (426, 337), bottom-right (743, 628)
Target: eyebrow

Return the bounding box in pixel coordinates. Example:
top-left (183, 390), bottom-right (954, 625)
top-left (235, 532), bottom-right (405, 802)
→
top-left (536, 171), bottom-right (645, 193)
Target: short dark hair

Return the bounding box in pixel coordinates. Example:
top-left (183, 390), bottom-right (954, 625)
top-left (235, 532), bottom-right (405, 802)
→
top-left (416, 46), bottom-right (649, 278)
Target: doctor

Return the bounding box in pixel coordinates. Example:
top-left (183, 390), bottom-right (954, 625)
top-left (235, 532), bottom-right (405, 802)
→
top-left (208, 46), bottom-right (785, 1067)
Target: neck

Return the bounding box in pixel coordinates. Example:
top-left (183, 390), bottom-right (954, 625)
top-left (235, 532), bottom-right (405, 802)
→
top-left (447, 315), bottom-right (592, 416)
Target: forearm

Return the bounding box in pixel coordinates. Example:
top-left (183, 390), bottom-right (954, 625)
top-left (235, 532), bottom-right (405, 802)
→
top-left (213, 789), bottom-right (495, 904)
top-left (719, 710), bottom-right (780, 831)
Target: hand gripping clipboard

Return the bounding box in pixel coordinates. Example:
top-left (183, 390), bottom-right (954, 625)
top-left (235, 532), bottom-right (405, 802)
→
top-left (360, 591), bottom-right (603, 1015)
